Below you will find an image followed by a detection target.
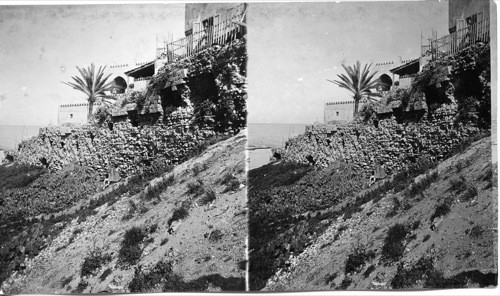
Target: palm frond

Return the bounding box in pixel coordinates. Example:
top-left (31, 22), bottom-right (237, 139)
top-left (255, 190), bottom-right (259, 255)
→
top-left (62, 63), bottom-right (118, 122)
top-left (329, 61), bottom-right (381, 117)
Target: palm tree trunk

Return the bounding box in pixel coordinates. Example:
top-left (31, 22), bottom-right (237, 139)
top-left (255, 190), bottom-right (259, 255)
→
top-left (353, 98), bottom-right (359, 119)
top-left (88, 102), bottom-right (93, 123)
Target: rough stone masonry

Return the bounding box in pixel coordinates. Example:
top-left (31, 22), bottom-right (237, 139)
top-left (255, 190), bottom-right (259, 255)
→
top-left (275, 103), bottom-right (481, 179)
top-left (15, 107), bottom-right (218, 178)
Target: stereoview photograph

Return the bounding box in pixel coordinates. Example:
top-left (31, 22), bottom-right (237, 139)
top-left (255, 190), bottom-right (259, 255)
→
top-left (247, 0), bottom-right (497, 291)
top-left (0, 3), bottom-right (247, 293)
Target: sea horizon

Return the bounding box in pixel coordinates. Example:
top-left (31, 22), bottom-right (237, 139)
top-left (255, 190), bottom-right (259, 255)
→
top-left (0, 125), bottom-right (43, 151)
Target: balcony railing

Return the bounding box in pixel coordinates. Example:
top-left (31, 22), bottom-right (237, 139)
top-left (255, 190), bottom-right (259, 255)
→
top-left (156, 13), bottom-right (246, 63)
top-left (421, 18), bottom-right (489, 60)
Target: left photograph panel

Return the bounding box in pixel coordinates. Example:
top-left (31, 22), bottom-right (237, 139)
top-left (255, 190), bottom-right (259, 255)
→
top-left (0, 3), bottom-right (247, 293)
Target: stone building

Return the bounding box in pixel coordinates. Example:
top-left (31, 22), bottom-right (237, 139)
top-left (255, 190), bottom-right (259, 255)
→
top-left (324, 100), bottom-right (367, 123)
top-left (58, 103), bottom-right (101, 125)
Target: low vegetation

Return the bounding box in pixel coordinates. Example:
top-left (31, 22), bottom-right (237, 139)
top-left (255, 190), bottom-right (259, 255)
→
top-left (381, 223), bottom-right (409, 264)
top-left (167, 202), bottom-right (190, 226)
top-left (73, 280), bottom-right (89, 293)
top-left (186, 179), bottom-right (204, 196)
top-left (81, 248), bottom-right (112, 277)
top-left (0, 163), bottom-right (46, 190)
top-left (199, 188), bottom-right (217, 205)
top-left (128, 260), bottom-right (245, 292)
top-left (220, 173), bottom-right (241, 193)
top-left (406, 170), bottom-right (439, 198)
top-left (430, 202), bottom-right (451, 222)
top-left (141, 174), bottom-right (174, 201)
top-left (344, 244), bottom-right (376, 274)
top-left (391, 255), bottom-right (497, 289)
top-left (118, 227), bottom-right (148, 266)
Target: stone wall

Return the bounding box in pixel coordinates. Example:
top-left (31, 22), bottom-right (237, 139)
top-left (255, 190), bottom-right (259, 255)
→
top-left (14, 34), bottom-right (247, 178)
top-left (275, 104), bottom-right (481, 178)
top-left (15, 106), bottom-right (219, 177)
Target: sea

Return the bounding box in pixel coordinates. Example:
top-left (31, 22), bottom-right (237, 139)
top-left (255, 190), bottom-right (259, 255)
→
top-left (0, 125), bottom-right (42, 151)
top-left (247, 123), bottom-right (307, 170)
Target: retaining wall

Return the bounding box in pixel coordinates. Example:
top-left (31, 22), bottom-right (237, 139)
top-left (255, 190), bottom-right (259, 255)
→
top-left (275, 104), bottom-right (481, 178)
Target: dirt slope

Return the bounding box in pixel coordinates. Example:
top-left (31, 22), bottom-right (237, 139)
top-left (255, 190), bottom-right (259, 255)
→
top-left (264, 136), bottom-right (497, 291)
top-left (1, 132), bottom-right (247, 293)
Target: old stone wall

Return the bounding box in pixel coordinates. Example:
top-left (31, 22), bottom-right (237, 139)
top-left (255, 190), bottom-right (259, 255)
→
top-left (276, 104), bottom-right (481, 178)
top-left (15, 107), bottom-right (218, 177)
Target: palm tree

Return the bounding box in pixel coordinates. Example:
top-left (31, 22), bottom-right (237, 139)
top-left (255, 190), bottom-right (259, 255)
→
top-left (62, 64), bottom-right (118, 122)
top-left (328, 61), bottom-right (380, 118)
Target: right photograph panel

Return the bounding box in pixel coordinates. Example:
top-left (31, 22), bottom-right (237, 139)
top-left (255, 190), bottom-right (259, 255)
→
top-left (247, 0), bottom-right (497, 291)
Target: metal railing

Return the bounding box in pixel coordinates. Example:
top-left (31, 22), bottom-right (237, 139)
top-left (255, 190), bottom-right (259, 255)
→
top-left (422, 18), bottom-right (489, 60)
top-left (156, 13), bottom-right (246, 62)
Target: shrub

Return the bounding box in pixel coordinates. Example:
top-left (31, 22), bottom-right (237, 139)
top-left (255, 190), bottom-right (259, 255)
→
top-left (168, 202), bottom-right (190, 226)
top-left (381, 223), bottom-right (409, 263)
top-left (99, 268), bottom-right (112, 282)
top-left (357, 101), bottom-right (377, 123)
top-left (0, 163), bottom-right (46, 190)
top-left (149, 223), bottom-right (158, 233)
top-left (118, 227), bottom-right (147, 266)
top-left (192, 162), bottom-right (206, 176)
top-left (430, 203), bottom-right (451, 222)
top-left (385, 197), bottom-right (401, 218)
top-left (186, 179), bottom-right (204, 196)
top-left (141, 175), bottom-right (174, 201)
top-left (344, 244), bottom-right (376, 274)
top-left (208, 229), bottom-right (224, 242)
top-left (391, 257), bottom-right (434, 289)
top-left (92, 104), bottom-right (113, 127)
top-left (469, 225), bottom-right (484, 238)
top-left (406, 170), bottom-right (439, 198)
top-left (199, 188), bottom-right (217, 205)
top-left (60, 275), bottom-right (73, 287)
top-left (363, 265), bottom-right (376, 278)
top-left (81, 248), bottom-right (112, 277)
top-left (459, 184), bottom-right (478, 202)
top-left (220, 173), bottom-right (241, 193)
top-left (74, 280), bottom-right (89, 293)
top-left (128, 260), bottom-right (209, 292)
top-left (449, 175), bottom-right (467, 192)
top-left (336, 277), bottom-right (352, 290)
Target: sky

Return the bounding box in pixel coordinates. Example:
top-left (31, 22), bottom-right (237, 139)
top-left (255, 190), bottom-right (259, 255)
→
top-left (247, 1), bottom-right (450, 124)
top-left (0, 1), bottom-right (454, 126)
top-left (0, 3), bottom-right (185, 126)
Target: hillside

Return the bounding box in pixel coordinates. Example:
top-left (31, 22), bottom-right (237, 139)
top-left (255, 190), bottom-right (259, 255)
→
top-left (259, 136), bottom-right (496, 290)
top-left (1, 131), bottom-right (247, 293)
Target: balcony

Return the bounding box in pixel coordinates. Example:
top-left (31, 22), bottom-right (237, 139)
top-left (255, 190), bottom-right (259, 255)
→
top-left (156, 12), bottom-right (246, 63)
top-left (421, 18), bottom-right (489, 60)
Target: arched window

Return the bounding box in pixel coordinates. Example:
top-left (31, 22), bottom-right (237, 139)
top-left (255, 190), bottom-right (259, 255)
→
top-left (112, 76), bottom-right (127, 94)
top-left (378, 74), bottom-right (393, 91)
